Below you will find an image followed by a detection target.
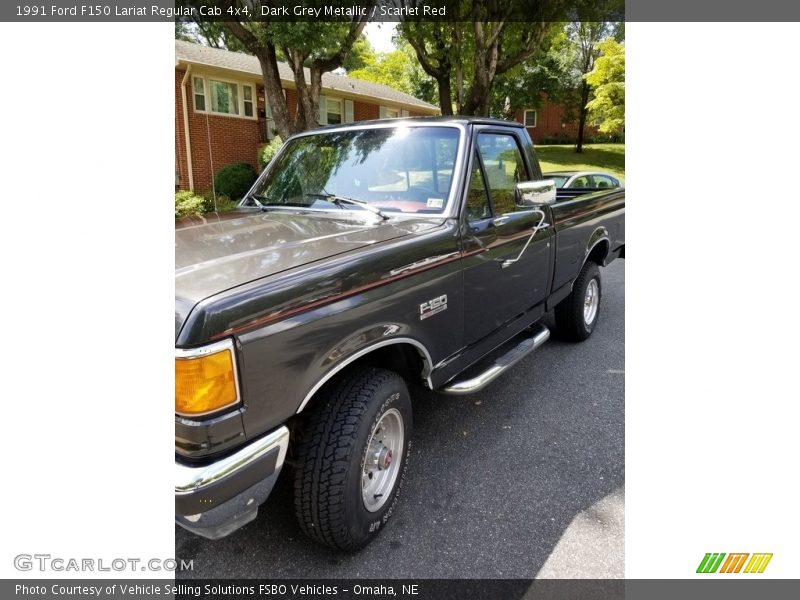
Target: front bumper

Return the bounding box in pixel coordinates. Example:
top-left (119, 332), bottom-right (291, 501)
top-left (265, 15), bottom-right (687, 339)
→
top-left (175, 426), bottom-right (289, 540)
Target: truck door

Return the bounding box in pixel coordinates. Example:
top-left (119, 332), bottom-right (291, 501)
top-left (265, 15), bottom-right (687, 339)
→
top-left (461, 129), bottom-right (553, 345)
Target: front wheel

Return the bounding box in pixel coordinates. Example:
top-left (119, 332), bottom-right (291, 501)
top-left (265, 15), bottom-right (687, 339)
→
top-left (293, 367), bottom-right (412, 550)
top-left (555, 262), bottom-right (602, 341)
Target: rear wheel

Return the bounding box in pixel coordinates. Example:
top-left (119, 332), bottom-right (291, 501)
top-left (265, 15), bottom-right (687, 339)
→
top-left (555, 262), bottom-right (602, 341)
top-left (293, 367), bottom-right (412, 550)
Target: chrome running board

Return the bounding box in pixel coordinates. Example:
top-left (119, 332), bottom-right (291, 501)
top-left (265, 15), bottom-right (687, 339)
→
top-left (441, 324), bottom-right (550, 395)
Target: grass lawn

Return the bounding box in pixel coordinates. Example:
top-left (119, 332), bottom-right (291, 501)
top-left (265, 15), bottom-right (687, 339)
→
top-left (535, 143), bottom-right (625, 180)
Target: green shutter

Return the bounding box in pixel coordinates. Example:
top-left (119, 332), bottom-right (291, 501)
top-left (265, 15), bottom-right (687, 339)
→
top-left (345, 99), bottom-right (354, 122)
top-left (319, 95), bottom-right (327, 125)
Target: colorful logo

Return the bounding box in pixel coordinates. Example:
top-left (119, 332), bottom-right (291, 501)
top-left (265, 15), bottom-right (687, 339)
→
top-left (697, 553), bottom-right (773, 574)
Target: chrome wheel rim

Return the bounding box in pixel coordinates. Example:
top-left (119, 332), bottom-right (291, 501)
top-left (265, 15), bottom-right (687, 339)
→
top-left (362, 408), bottom-right (404, 513)
top-left (584, 278), bottom-right (599, 325)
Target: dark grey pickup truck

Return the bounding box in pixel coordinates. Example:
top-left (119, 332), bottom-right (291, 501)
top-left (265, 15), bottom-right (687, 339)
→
top-left (175, 117), bottom-right (624, 550)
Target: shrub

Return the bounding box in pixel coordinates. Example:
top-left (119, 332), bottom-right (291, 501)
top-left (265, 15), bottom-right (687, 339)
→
top-left (175, 191), bottom-right (205, 218)
top-left (213, 161), bottom-right (258, 201)
top-left (201, 191), bottom-right (239, 213)
top-left (537, 133), bottom-right (573, 145)
top-left (259, 135), bottom-right (283, 169)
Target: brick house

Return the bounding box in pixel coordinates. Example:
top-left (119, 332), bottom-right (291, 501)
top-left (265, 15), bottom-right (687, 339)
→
top-left (175, 40), bottom-right (440, 192)
top-left (514, 98), bottom-right (599, 144)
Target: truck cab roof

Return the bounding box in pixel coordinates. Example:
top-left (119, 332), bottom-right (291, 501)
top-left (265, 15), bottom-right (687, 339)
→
top-left (309, 115), bottom-right (526, 132)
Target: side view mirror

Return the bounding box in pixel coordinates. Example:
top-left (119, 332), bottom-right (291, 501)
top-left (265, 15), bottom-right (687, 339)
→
top-left (516, 179), bottom-right (557, 207)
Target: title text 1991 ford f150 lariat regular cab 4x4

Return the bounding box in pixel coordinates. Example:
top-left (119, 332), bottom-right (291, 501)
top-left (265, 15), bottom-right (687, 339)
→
top-left (175, 117), bottom-right (624, 550)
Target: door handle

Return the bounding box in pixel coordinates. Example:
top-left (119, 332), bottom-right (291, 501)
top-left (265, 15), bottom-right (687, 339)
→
top-left (499, 210), bottom-right (548, 269)
top-left (492, 216), bottom-right (509, 226)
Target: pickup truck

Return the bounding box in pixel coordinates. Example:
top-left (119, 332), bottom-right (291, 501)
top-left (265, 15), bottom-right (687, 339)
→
top-left (175, 117), bottom-right (625, 550)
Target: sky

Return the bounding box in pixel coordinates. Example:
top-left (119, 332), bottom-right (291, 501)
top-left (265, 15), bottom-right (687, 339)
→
top-left (364, 22), bottom-right (398, 53)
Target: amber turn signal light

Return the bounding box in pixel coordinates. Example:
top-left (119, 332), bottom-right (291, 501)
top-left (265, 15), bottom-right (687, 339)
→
top-left (175, 341), bottom-right (239, 417)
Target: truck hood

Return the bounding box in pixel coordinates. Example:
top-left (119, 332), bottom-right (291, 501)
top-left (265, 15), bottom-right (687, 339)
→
top-left (175, 210), bottom-right (442, 338)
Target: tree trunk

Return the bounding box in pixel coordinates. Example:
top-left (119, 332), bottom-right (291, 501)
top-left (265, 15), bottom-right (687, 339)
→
top-left (287, 49), bottom-right (314, 132)
top-left (576, 81), bottom-right (591, 153)
top-left (308, 68), bottom-right (323, 127)
top-left (461, 67), bottom-right (492, 116)
top-left (438, 75), bottom-right (454, 115)
top-left (454, 27), bottom-right (463, 112)
top-left (257, 50), bottom-right (294, 140)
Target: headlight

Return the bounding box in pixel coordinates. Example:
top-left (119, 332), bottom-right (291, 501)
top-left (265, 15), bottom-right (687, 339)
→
top-left (175, 339), bottom-right (240, 417)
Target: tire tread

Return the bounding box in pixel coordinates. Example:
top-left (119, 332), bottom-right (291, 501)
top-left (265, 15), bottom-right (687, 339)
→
top-left (555, 261), bottom-right (601, 342)
top-left (293, 367), bottom-right (398, 550)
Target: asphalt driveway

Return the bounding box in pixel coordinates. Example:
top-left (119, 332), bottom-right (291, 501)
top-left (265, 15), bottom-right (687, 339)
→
top-left (177, 259), bottom-right (625, 579)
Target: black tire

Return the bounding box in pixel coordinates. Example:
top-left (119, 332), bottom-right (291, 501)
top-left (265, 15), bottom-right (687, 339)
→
top-left (293, 367), bottom-right (412, 550)
top-left (555, 261), bottom-right (602, 342)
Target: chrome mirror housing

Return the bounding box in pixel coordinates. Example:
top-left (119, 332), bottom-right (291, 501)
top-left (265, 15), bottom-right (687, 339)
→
top-left (516, 179), bottom-right (557, 206)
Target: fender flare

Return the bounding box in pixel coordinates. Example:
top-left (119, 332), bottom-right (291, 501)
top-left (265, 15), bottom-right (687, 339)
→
top-left (295, 336), bottom-right (433, 414)
top-left (582, 228), bottom-right (610, 269)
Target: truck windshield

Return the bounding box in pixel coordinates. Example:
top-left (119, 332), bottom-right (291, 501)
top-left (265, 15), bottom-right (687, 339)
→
top-left (250, 126), bottom-right (460, 215)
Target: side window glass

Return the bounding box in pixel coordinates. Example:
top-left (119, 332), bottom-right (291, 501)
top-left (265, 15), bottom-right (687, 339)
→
top-left (476, 133), bottom-right (529, 215)
top-left (572, 175), bottom-right (591, 187)
top-left (594, 175), bottom-right (613, 189)
top-left (466, 150), bottom-right (491, 222)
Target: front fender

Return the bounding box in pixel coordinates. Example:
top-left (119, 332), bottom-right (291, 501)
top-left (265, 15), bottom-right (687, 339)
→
top-left (295, 327), bottom-right (435, 414)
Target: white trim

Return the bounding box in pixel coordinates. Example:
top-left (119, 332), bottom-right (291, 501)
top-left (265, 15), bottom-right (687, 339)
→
top-left (523, 109), bottom-right (537, 128)
top-left (175, 56), bottom-right (440, 114)
top-left (191, 73), bottom-right (257, 121)
top-left (322, 94), bottom-right (344, 125)
top-left (180, 66), bottom-right (194, 191)
top-left (242, 84), bottom-right (254, 118)
top-left (318, 95), bottom-right (327, 125)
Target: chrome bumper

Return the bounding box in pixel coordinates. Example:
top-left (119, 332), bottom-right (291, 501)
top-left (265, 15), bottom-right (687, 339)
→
top-left (175, 426), bottom-right (289, 539)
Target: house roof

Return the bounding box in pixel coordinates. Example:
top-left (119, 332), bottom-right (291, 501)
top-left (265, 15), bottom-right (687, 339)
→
top-left (175, 40), bottom-right (439, 113)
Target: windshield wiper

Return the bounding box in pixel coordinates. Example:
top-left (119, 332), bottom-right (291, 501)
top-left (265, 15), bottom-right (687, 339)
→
top-left (307, 192), bottom-right (389, 220)
top-left (244, 194), bottom-right (267, 208)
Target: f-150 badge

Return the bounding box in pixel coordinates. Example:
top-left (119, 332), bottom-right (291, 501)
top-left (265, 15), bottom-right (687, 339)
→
top-left (420, 295), bottom-right (447, 320)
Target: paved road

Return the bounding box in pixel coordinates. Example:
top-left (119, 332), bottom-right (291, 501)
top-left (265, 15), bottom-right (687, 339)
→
top-left (177, 260), bottom-right (625, 579)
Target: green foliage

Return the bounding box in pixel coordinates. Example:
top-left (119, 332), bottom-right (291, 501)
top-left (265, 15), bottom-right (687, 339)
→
top-left (265, 21), bottom-right (364, 65)
top-left (198, 191), bottom-right (239, 213)
top-left (585, 39), bottom-right (625, 134)
top-left (259, 136), bottom-right (284, 169)
top-left (213, 162), bottom-right (258, 201)
top-left (492, 21), bottom-right (623, 127)
top-left (490, 27), bottom-right (573, 119)
top-left (209, 4), bottom-right (368, 136)
top-left (397, 3), bottom-right (622, 115)
top-left (349, 49), bottom-right (417, 95)
top-left (343, 35), bottom-right (377, 72)
top-left (175, 18), bottom-right (246, 52)
top-left (538, 132), bottom-right (624, 145)
top-left (175, 191), bottom-right (205, 218)
top-left (176, 190), bottom-right (240, 217)
top-left (536, 143), bottom-right (625, 180)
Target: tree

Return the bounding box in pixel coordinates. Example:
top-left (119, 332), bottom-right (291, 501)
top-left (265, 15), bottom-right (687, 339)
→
top-left (175, 17), bottom-right (246, 52)
top-left (585, 38), bottom-right (625, 134)
top-left (349, 49), bottom-right (417, 95)
top-left (399, 1), bottom-right (576, 116)
top-left (217, 1), bottom-right (371, 138)
top-left (488, 27), bottom-right (575, 120)
top-left (343, 35), bottom-right (377, 72)
top-left (568, 22), bottom-right (607, 152)
top-left (396, 21), bottom-right (456, 114)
